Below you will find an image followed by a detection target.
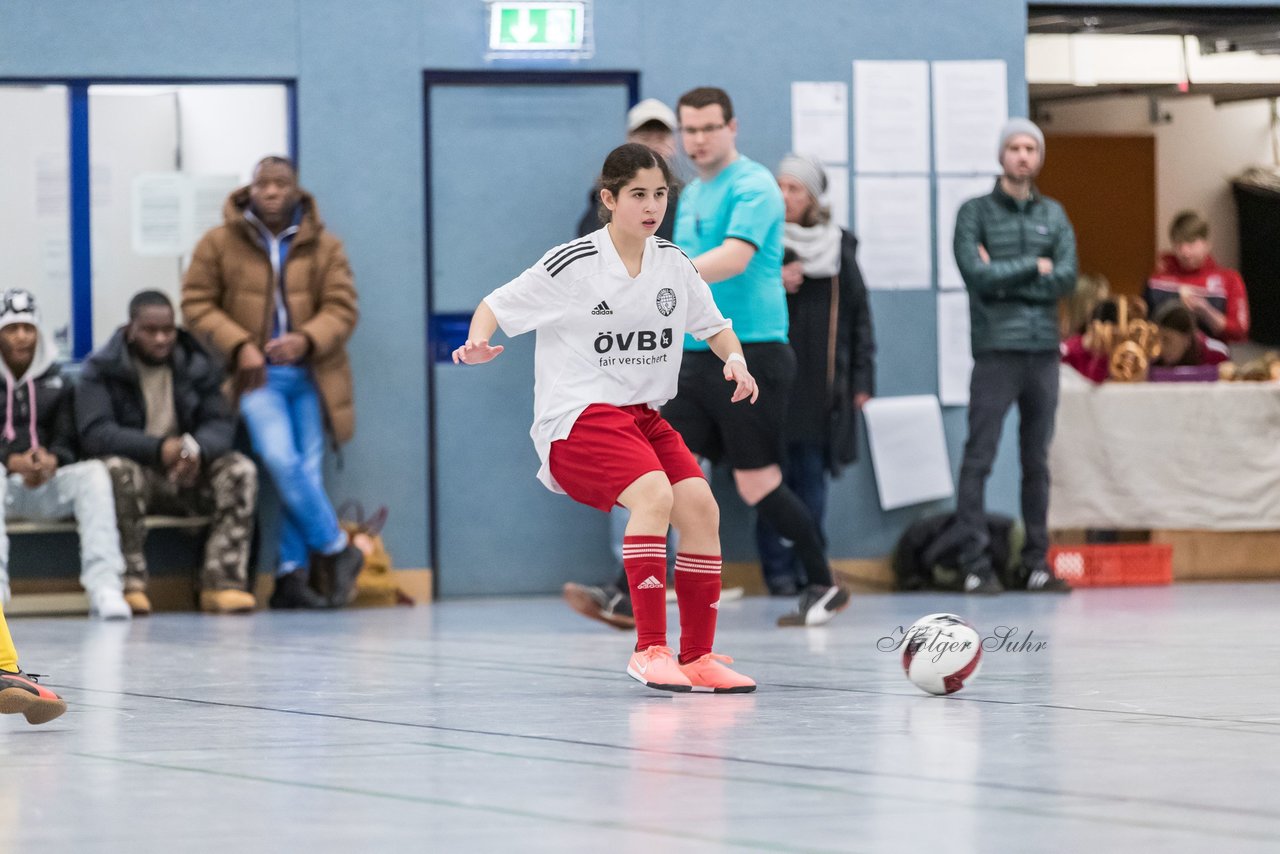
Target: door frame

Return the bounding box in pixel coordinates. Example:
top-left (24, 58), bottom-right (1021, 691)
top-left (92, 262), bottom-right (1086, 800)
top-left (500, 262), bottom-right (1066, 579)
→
top-left (422, 69), bottom-right (639, 594)
top-left (0, 76), bottom-right (297, 359)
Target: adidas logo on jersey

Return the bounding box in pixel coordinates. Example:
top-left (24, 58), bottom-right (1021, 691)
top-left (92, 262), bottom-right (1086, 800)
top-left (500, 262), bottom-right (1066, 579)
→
top-left (636, 575), bottom-right (663, 590)
top-left (591, 300), bottom-right (613, 315)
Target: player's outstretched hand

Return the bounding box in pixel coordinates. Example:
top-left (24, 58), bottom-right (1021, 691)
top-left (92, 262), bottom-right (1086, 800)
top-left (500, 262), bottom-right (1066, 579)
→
top-left (724, 359), bottom-right (759, 404)
top-left (453, 338), bottom-right (504, 365)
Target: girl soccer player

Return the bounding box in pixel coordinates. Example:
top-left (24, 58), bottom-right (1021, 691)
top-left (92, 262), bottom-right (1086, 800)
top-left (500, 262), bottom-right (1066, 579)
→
top-left (453, 143), bottom-right (757, 693)
top-left (0, 610), bottom-right (67, 724)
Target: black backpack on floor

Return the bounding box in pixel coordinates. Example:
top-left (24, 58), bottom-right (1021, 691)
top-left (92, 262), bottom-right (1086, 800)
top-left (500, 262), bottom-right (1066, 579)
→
top-left (892, 512), bottom-right (1026, 591)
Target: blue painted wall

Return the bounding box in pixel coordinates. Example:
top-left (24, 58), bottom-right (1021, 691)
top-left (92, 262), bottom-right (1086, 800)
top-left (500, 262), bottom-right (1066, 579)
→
top-left (4, 0), bottom-right (1250, 591)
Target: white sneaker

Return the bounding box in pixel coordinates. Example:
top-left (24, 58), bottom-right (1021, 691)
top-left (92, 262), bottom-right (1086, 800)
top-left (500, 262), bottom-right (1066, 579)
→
top-left (88, 587), bottom-right (132, 621)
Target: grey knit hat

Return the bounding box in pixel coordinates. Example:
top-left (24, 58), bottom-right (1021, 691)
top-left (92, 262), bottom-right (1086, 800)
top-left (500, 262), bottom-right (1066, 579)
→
top-left (998, 118), bottom-right (1045, 163)
top-left (776, 153), bottom-right (827, 201)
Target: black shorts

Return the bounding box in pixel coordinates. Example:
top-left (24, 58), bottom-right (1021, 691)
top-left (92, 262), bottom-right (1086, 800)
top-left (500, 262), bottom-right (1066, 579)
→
top-left (662, 342), bottom-right (796, 470)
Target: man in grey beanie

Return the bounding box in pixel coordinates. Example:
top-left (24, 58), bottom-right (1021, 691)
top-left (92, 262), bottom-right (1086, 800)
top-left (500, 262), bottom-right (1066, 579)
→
top-left (949, 118), bottom-right (1076, 594)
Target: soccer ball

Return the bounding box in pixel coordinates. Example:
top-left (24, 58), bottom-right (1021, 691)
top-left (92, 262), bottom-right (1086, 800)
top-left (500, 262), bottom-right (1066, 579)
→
top-left (902, 613), bottom-right (982, 695)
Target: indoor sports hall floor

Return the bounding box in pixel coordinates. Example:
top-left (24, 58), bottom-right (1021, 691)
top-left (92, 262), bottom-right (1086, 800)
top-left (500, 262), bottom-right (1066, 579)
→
top-left (3, 584), bottom-right (1276, 853)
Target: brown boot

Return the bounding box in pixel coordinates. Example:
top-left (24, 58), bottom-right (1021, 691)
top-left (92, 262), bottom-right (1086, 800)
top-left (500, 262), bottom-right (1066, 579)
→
top-left (124, 590), bottom-right (152, 616)
top-left (200, 589), bottom-right (256, 614)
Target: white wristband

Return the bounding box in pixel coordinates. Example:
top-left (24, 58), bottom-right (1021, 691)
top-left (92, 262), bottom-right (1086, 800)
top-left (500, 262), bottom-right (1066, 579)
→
top-left (725, 352), bottom-right (746, 368)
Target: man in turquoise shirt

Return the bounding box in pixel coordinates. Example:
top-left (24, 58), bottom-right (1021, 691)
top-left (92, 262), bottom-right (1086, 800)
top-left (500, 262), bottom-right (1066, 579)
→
top-left (663, 87), bottom-right (849, 628)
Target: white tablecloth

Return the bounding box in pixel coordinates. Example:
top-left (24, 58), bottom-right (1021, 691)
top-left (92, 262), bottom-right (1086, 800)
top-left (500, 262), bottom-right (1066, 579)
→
top-left (1048, 367), bottom-right (1280, 530)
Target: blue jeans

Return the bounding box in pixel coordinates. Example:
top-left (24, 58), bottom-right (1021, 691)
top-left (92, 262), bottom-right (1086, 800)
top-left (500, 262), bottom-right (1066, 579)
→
top-left (239, 366), bottom-right (344, 574)
top-left (755, 442), bottom-right (828, 594)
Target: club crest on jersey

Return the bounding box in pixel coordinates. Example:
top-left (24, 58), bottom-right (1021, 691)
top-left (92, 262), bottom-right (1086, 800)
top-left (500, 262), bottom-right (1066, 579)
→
top-left (656, 288), bottom-right (677, 317)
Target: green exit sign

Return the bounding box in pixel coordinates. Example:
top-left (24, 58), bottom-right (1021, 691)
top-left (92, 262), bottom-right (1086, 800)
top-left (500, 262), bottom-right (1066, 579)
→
top-left (488, 1), bottom-right (587, 52)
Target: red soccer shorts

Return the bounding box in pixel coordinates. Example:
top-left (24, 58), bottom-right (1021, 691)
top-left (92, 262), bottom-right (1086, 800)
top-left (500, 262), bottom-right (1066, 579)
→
top-left (549, 403), bottom-right (705, 512)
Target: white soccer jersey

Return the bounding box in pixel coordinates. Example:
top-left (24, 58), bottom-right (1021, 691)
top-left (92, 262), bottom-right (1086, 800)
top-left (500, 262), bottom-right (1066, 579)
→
top-left (484, 227), bottom-right (731, 493)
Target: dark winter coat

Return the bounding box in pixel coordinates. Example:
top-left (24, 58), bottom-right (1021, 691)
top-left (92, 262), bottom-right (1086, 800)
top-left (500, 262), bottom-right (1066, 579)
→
top-left (0, 316), bottom-right (77, 467)
top-left (784, 229), bottom-right (876, 475)
top-left (953, 180), bottom-right (1077, 354)
top-left (76, 327), bottom-right (236, 467)
top-left (0, 364), bottom-right (77, 468)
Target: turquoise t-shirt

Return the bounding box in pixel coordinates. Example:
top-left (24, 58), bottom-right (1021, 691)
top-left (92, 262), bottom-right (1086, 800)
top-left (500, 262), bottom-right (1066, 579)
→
top-left (673, 155), bottom-right (788, 350)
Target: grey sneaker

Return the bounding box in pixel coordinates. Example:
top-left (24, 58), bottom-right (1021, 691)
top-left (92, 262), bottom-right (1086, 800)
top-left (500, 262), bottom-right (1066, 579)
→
top-left (963, 570), bottom-right (1004, 595)
top-left (562, 583), bottom-right (635, 630)
top-left (1026, 566), bottom-right (1071, 593)
top-left (777, 584), bottom-right (851, 627)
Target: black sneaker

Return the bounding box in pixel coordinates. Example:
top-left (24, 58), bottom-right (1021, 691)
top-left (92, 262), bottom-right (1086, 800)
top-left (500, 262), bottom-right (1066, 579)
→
top-left (777, 584), bottom-right (851, 627)
top-left (963, 569), bottom-right (1004, 595)
top-left (326, 544), bottom-right (365, 607)
top-left (1025, 566), bottom-right (1072, 593)
top-left (562, 582), bottom-right (635, 630)
top-left (0, 670), bottom-right (67, 725)
top-left (269, 569), bottom-right (330, 609)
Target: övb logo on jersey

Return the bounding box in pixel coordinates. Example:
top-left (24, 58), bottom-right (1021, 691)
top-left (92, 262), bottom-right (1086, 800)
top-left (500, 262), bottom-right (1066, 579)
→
top-left (593, 328), bottom-right (674, 353)
top-left (656, 288), bottom-right (677, 317)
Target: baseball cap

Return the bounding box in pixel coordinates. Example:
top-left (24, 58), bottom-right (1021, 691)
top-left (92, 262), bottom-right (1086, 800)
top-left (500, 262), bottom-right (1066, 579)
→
top-left (627, 98), bottom-right (677, 133)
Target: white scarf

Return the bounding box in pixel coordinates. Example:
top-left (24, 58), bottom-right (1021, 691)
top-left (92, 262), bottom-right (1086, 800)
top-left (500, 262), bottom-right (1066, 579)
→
top-left (784, 221), bottom-right (842, 278)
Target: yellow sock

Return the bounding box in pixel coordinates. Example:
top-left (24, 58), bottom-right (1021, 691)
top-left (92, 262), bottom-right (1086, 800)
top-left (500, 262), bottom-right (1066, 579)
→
top-left (0, 607), bottom-right (19, 673)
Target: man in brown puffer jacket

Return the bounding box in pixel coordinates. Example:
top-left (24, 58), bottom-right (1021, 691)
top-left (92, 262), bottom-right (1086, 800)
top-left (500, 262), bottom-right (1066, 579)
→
top-left (181, 156), bottom-right (362, 609)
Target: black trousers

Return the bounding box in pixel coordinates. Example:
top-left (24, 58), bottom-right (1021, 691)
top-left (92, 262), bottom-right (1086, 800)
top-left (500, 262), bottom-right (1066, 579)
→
top-left (954, 350), bottom-right (1060, 570)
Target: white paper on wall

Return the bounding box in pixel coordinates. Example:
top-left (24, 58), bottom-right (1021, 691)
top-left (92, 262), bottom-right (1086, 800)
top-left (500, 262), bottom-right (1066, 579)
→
top-left (132, 174), bottom-right (186, 256)
top-left (34, 154), bottom-right (69, 218)
top-left (852, 60), bottom-right (930, 174)
top-left (854, 176), bottom-right (931, 289)
top-left (791, 81), bottom-right (849, 165)
top-left (191, 174), bottom-right (241, 236)
top-left (937, 291), bottom-right (974, 406)
top-left (936, 175), bottom-right (998, 290)
top-left (131, 172), bottom-right (240, 256)
top-left (863, 395), bottom-right (955, 510)
top-left (932, 60), bottom-right (1008, 174)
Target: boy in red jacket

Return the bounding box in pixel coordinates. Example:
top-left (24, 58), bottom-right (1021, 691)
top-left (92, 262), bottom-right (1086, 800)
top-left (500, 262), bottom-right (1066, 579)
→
top-left (1144, 211), bottom-right (1250, 343)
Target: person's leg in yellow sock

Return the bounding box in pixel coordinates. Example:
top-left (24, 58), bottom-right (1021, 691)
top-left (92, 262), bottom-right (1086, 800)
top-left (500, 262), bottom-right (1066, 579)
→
top-left (0, 608), bottom-right (67, 725)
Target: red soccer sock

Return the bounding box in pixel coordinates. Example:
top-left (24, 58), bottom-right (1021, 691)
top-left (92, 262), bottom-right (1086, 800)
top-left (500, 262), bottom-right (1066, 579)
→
top-left (675, 552), bottom-right (721, 664)
top-left (623, 535), bottom-right (668, 651)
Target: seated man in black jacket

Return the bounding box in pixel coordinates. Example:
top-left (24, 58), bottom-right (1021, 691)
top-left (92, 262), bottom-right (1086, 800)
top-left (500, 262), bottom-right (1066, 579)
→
top-left (77, 291), bottom-right (258, 615)
top-left (0, 288), bottom-right (130, 619)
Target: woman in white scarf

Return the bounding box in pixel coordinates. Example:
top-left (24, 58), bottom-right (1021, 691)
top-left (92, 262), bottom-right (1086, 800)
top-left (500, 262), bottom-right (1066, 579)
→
top-left (757, 155), bottom-right (877, 596)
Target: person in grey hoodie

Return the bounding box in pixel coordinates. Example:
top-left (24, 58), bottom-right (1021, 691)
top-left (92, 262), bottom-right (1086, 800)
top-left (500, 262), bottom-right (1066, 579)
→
top-left (0, 288), bottom-right (130, 618)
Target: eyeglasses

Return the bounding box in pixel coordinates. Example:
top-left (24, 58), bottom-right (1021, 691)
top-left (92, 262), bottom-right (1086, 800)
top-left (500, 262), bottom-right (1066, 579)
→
top-left (0, 289), bottom-right (35, 317)
top-left (679, 123), bottom-right (727, 138)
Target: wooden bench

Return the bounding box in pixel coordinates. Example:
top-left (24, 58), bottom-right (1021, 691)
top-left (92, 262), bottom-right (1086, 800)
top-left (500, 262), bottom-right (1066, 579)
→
top-left (6, 515), bottom-right (211, 616)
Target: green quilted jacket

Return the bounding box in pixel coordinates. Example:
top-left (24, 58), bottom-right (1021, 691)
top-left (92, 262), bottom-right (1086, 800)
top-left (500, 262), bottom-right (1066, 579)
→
top-left (953, 181), bottom-right (1077, 354)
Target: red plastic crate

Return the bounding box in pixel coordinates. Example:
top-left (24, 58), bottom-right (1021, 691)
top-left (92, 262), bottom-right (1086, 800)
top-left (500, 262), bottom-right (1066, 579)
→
top-left (1047, 544), bottom-right (1173, 588)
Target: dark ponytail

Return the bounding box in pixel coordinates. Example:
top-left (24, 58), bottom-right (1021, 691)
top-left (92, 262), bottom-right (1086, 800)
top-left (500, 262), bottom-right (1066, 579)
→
top-left (596, 142), bottom-right (674, 224)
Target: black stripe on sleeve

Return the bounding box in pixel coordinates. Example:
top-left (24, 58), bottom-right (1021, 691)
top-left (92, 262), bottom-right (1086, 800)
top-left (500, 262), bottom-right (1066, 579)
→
top-left (656, 240), bottom-right (697, 270)
top-left (548, 248), bottom-right (599, 277)
top-left (544, 239), bottom-right (594, 270)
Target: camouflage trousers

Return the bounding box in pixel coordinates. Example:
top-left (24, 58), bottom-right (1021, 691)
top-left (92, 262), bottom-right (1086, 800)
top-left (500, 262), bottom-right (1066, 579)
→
top-left (103, 452), bottom-right (257, 593)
